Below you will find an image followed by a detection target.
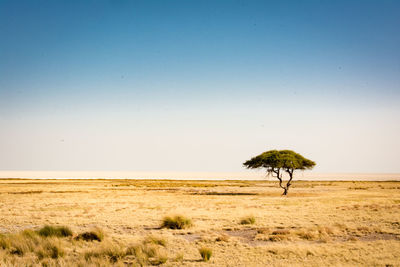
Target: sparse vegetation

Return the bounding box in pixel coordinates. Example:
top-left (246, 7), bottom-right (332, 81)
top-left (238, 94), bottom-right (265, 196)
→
top-left (0, 227), bottom-right (171, 265)
top-left (161, 215), bottom-right (192, 229)
top-left (1, 179), bottom-right (400, 266)
top-left (199, 247), bottom-right (212, 262)
top-left (125, 238), bottom-right (168, 266)
top-left (38, 225), bottom-right (73, 237)
top-left (0, 229), bottom-right (65, 259)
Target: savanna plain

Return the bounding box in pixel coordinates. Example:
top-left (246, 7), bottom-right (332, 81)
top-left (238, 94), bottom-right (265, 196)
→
top-left (0, 179), bottom-right (399, 266)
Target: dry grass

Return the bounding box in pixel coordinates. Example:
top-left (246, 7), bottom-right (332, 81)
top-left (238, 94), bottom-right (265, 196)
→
top-left (0, 229), bottom-right (65, 261)
top-left (161, 215), bottom-right (192, 229)
top-left (0, 179), bottom-right (399, 266)
top-left (125, 237), bottom-right (168, 266)
top-left (144, 235), bottom-right (167, 247)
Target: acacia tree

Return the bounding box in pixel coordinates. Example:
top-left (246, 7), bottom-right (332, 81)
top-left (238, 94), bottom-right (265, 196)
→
top-left (243, 150), bottom-right (316, 195)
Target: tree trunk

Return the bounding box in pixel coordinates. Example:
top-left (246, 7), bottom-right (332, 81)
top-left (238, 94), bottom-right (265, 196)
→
top-left (281, 169), bottom-right (293, 196)
top-left (282, 187), bottom-right (288, 195)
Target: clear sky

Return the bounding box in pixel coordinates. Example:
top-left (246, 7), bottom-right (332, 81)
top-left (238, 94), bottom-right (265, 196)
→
top-left (0, 0), bottom-right (399, 173)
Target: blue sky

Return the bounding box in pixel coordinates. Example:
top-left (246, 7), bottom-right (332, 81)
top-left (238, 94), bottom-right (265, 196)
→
top-left (0, 0), bottom-right (399, 173)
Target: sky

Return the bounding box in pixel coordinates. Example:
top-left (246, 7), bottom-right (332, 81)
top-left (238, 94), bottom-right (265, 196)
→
top-left (0, 0), bottom-right (399, 174)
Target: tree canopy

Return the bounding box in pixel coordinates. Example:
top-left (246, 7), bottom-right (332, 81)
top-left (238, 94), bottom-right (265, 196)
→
top-left (243, 150), bottom-right (316, 195)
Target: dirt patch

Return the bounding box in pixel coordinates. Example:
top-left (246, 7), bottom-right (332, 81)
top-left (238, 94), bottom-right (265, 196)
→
top-left (350, 233), bottom-right (400, 242)
top-left (174, 232), bottom-right (201, 242)
top-left (224, 229), bottom-right (258, 242)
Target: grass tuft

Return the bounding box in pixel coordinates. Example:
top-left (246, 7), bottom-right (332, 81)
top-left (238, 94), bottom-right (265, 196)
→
top-left (126, 241), bottom-right (168, 266)
top-left (240, 216), bottom-right (256, 225)
top-left (161, 215), bottom-right (192, 229)
top-left (38, 225), bottom-right (73, 237)
top-left (199, 247), bottom-right (212, 262)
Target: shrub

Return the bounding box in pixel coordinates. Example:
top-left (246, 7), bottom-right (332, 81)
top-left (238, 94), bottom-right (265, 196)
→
top-left (38, 226), bottom-right (73, 237)
top-left (240, 216), bottom-right (256, 225)
top-left (199, 247), bottom-right (212, 262)
top-left (161, 215), bottom-right (192, 229)
top-left (75, 228), bottom-right (104, 242)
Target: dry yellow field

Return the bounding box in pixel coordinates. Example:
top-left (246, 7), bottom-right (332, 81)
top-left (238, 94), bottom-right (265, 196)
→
top-left (0, 179), bottom-right (399, 266)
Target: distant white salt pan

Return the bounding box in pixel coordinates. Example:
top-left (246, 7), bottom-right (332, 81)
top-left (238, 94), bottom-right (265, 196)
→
top-left (0, 171), bottom-right (399, 181)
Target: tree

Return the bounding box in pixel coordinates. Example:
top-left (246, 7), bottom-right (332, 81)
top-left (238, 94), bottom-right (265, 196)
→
top-left (243, 150), bottom-right (316, 195)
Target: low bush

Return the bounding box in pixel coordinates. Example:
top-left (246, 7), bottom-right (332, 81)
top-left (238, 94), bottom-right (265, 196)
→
top-left (161, 215), bottom-right (192, 229)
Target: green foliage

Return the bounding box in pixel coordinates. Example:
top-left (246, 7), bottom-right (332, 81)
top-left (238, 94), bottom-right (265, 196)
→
top-left (161, 215), bottom-right (192, 229)
top-left (38, 226), bottom-right (73, 238)
top-left (199, 247), bottom-right (212, 262)
top-left (243, 150), bottom-right (315, 195)
top-left (243, 150), bottom-right (315, 173)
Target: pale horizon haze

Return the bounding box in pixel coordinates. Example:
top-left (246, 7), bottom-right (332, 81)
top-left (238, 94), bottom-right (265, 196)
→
top-left (1, 0), bottom-right (400, 175)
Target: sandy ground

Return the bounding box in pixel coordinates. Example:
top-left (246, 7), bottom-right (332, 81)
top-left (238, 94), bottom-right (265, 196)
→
top-left (0, 179), bottom-right (399, 266)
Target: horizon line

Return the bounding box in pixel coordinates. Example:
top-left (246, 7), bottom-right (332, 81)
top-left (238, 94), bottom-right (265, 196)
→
top-left (0, 171), bottom-right (399, 181)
